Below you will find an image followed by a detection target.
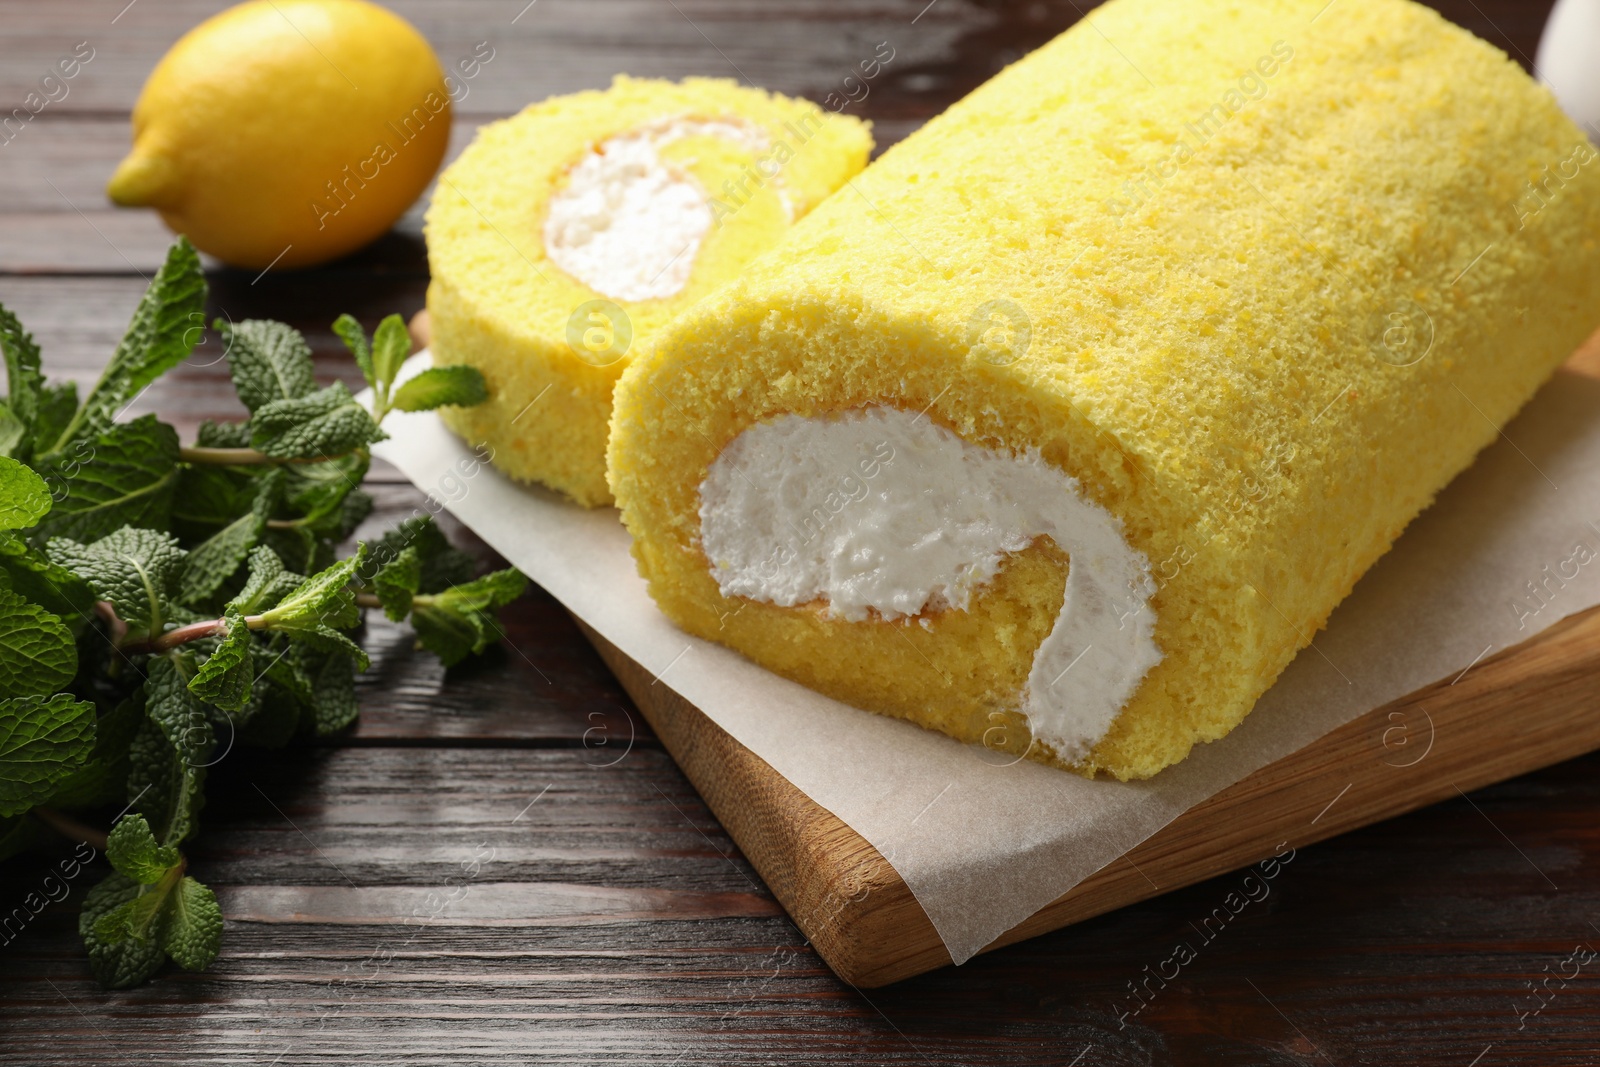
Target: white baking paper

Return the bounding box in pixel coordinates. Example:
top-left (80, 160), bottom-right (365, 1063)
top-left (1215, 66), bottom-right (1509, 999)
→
top-left (375, 355), bottom-right (1600, 965)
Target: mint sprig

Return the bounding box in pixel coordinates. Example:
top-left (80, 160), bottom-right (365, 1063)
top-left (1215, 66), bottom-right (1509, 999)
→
top-left (178, 309), bottom-right (485, 469)
top-left (410, 568), bottom-right (529, 667)
top-left (0, 239), bottom-right (520, 989)
top-left (80, 813), bottom-right (222, 989)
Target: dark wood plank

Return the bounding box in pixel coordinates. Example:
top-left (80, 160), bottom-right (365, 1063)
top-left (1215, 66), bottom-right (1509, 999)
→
top-left (4, 737), bottom-right (1598, 1064)
top-left (5, 0), bottom-right (1555, 112)
top-left (0, 0), bottom-right (1549, 124)
top-left (0, 0), bottom-right (1008, 121)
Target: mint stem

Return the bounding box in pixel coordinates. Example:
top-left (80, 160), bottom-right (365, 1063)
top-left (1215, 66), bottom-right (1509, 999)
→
top-left (179, 445), bottom-right (367, 467)
top-left (32, 806), bottom-right (109, 852)
top-left (115, 589), bottom-right (382, 654)
top-left (95, 600), bottom-right (127, 647)
top-left (118, 613), bottom-right (268, 655)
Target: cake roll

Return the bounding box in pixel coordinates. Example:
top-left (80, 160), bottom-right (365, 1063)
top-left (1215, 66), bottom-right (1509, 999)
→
top-left (608, 0), bottom-right (1600, 779)
top-left (426, 76), bottom-right (872, 505)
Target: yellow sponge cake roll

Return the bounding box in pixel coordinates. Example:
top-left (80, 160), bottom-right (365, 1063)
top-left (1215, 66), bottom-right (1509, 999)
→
top-left (426, 76), bottom-right (872, 505)
top-left (608, 0), bottom-right (1600, 779)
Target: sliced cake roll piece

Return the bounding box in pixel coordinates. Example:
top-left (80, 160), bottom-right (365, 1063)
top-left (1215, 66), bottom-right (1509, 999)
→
top-left (426, 76), bottom-right (871, 505)
top-left (608, 0), bottom-right (1600, 779)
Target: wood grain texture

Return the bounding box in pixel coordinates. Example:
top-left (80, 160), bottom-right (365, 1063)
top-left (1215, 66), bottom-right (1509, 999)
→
top-left (582, 587), bottom-right (1600, 984)
top-left (4, 0), bottom-right (1600, 1063)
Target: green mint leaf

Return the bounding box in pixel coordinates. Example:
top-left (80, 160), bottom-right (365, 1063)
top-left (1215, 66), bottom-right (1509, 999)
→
top-left (231, 638), bottom-right (310, 747)
top-left (31, 415), bottom-right (180, 542)
top-left (227, 545), bottom-right (302, 615)
top-left (318, 487), bottom-right (374, 541)
top-left (261, 525), bottom-right (318, 575)
top-left (48, 526), bottom-right (185, 633)
top-left (239, 680), bottom-right (305, 747)
top-left (127, 700), bottom-right (205, 847)
top-left (80, 872), bottom-right (167, 988)
top-left (371, 515), bottom-right (474, 594)
top-left (301, 645), bottom-right (359, 735)
top-left (411, 568), bottom-right (527, 667)
top-left (219, 319), bottom-right (317, 413)
top-left (260, 544), bottom-right (365, 631)
top-left (262, 637), bottom-right (315, 706)
top-left (274, 617), bottom-right (368, 671)
top-left (31, 381), bottom-right (77, 458)
top-left (248, 642), bottom-right (334, 741)
top-left (93, 879), bottom-right (168, 947)
top-left (227, 546), bottom-right (284, 612)
top-left (178, 513), bottom-right (259, 605)
top-left (48, 239), bottom-right (205, 454)
top-left (0, 532), bottom-right (94, 630)
top-left (331, 313), bottom-right (374, 385)
top-left (0, 402), bottom-right (26, 459)
top-left (373, 545), bottom-right (420, 620)
top-left (195, 418), bottom-right (252, 448)
top-left (80, 858), bottom-right (216, 988)
top-left (409, 599), bottom-right (483, 667)
top-left (0, 693), bottom-right (96, 817)
top-left (0, 455), bottom-right (51, 530)
top-left (162, 875), bottom-right (221, 972)
top-left (370, 314), bottom-right (410, 397)
top-left (44, 694), bottom-right (143, 810)
top-left (171, 464), bottom-right (256, 533)
top-left (178, 468), bottom-right (284, 605)
top-left (0, 586), bottom-right (76, 697)
top-left (282, 451), bottom-right (367, 512)
top-left (146, 655), bottom-right (214, 771)
top-left (250, 382), bottom-right (386, 460)
top-left (447, 567), bottom-right (527, 606)
top-left (0, 302), bottom-right (43, 446)
top-left (188, 609), bottom-right (254, 712)
top-left (280, 451), bottom-right (371, 540)
top-left (390, 365), bottom-right (488, 413)
top-left (106, 812), bottom-right (180, 885)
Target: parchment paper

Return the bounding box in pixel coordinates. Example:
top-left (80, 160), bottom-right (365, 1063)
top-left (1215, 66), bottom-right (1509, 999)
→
top-left (374, 355), bottom-right (1600, 965)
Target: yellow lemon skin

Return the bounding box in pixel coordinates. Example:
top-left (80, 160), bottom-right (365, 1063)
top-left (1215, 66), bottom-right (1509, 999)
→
top-left (109, 0), bottom-right (450, 270)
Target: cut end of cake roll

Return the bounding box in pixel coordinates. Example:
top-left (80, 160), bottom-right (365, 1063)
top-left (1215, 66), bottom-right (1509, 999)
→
top-left (424, 76), bottom-right (872, 506)
top-left (608, 0), bottom-right (1600, 779)
top-left (610, 291), bottom-right (1198, 779)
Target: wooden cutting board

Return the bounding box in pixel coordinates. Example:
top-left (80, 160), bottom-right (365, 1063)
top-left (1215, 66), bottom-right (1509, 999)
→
top-left (578, 599), bottom-right (1600, 988)
top-left (415, 313), bottom-right (1600, 989)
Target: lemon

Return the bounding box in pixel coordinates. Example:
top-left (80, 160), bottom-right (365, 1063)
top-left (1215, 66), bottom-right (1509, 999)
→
top-left (108, 0), bottom-right (451, 270)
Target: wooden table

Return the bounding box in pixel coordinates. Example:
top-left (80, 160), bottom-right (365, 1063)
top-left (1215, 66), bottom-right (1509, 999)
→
top-left (3, 1), bottom-right (1598, 1063)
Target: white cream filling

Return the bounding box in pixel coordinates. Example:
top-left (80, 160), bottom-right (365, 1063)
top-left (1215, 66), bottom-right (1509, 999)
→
top-left (543, 118), bottom-right (768, 303)
top-left (697, 406), bottom-right (1163, 761)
